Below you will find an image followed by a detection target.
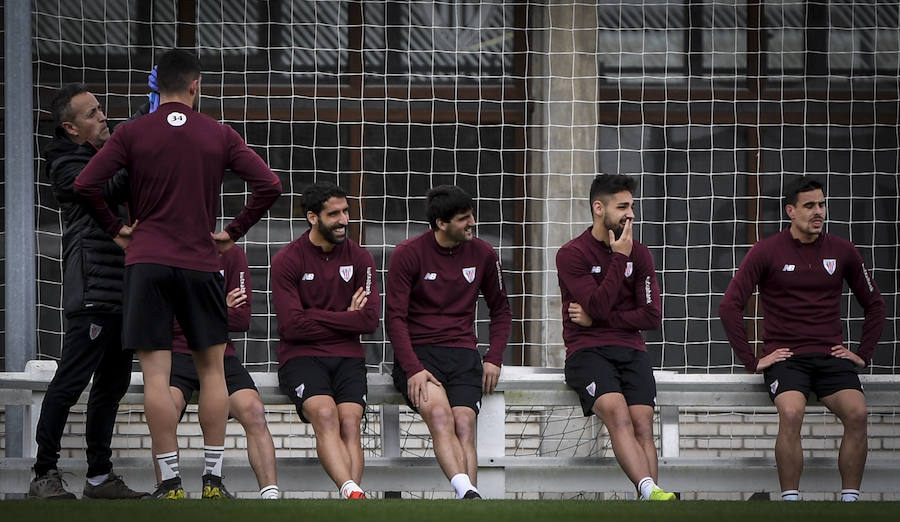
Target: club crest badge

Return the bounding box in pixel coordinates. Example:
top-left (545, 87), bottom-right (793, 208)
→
top-left (339, 265), bottom-right (353, 282)
top-left (624, 261), bottom-right (634, 277)
top-left (295, 383), bottom-right (305, 399)
top-left (167, 111), bottom-right (187, 127)
top-left (89, 323), bottom-right (102, 341)
top-left (463, 266), bottom-right (476, 283)
top-left (586, 381), bottom-right (597, 397)
top-left (823, 259), bottom-right (836, 275)
top-left (770, 379), bottom-right (779, 395)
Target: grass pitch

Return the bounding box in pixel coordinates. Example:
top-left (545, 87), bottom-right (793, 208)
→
top-left (4, 499), bottom-right (900, 522)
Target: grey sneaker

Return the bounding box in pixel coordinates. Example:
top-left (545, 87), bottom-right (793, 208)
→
top-left (83, 472), bottom-right (151, 499)
top-left (28, 470), bottom-right (76, 499)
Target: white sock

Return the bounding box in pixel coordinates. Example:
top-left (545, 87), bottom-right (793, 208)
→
top-left (450, 473), bottom-right (476, 500)
top-left (203, 445), bottom-right (225, 477)
top-left (841, 489), bottom-right (860, 502)
top-left (638, 477), bottom-right (657, 500)
top-left (86, 473), bottom-right (108, 486)
top-left (259, 485), bottom-right (279, 500)
top-left (156, 451), bottom-right (180, 481)
top-left (340, 479), bottom-right (363, 499)
top-left (781, 490), bottom-right (800, 501)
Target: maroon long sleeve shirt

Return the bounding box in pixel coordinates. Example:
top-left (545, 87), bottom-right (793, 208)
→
top-left (719, 227), bottom-right (886, 372)
top-left (556, 227), bottom-right (662, 360)
top-left (172, 245), bottom-right (250, 357)
top-left (271, 231), bottom-right (380, 366)
top-left (74, 102), bottom-right (282, 272)
top-left (385, 231), bottom-right (512, 376)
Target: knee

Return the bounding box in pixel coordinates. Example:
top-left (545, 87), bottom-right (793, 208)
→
top-left (778, 407), bottom-right (805, 431)
top-left (453, 416), bottom-right (476, 446)
top-left (339, 416), bottom-right (362, 443)
top-left (307, 403), bottom-right (339, 431)
top-left (425, 406), bottom-right (455, 434)
top-left (632, 420), bottom-right (654, 445)
top-left (239, 401), bottom-right (269, 435)
top-left (841, 407), bottom-right (868, 433)
top-left (597, 408), bottom-right (633, 433)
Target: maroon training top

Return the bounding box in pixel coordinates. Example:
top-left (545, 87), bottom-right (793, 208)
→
top-left (74, 102), bottom-right (282, 272)
top-left (173, 245), bottom-right (250, 357)
top-left (385, 230), bottom-right (512, 376)
top-left (271, 231), bottom-right (380, 366)
top-left (719, 227), bottom-right (886, 372)
top-left (556, 227), bottom-right (662, 360)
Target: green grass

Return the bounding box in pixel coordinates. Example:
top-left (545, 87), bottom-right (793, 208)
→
top-left (4, 499), bottom-right (900, 522)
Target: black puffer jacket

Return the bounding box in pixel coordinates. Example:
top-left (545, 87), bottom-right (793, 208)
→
top-left (44, 127), bottom-right (130, 318)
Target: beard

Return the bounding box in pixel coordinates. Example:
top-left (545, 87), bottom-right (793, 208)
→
top-left (606, 216), bottom-right (625, 240)
top-left (317, 220), bottom-right (347, 245)
top-left (453, 225), bottom-right (474, 243)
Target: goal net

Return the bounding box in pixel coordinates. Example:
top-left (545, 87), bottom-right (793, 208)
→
top-left (28, 0), bottom-right (899, 375)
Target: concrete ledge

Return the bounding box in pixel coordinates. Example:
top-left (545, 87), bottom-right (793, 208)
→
top-left (4, 455), bottom-right (900, 496)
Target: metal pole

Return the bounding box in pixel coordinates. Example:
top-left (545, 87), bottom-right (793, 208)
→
top-left (5, 0), bottom-right (36, 458)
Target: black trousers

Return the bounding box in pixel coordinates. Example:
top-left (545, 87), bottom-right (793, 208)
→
top-left (33, 314), bottom-right (133, 478)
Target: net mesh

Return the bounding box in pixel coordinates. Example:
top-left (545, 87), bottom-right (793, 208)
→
top-left (27, 0), bottom-right (900, 374)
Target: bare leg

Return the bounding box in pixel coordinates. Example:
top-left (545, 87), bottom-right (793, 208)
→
top-left (138, 350), bottom-right (180, 459)
top-left (452, 406), bottom-right (478, 483)
top-left (191, 344), bottom-right (229, 448)
top-left (230, 389), bottom-right (277, 489)
top-left (629, 404), bottom-right (658, 482)
top-left (337, 402), bottom-right (365, 484)
top-left (151, 386), bottom-right (187, 483)
top-left (591, 393), bottom-right (652, 486)
top-left (773, 391), bottom-right (807, 492)
top-left (821, 389), bottom-right (867, 490)
top-left (418, 383), bottom-right (467, 480)
top-left (304, 395), bottom-right (354, 489)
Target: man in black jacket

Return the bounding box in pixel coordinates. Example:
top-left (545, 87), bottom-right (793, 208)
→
top-left (28, 84), bottom-right (147, 499)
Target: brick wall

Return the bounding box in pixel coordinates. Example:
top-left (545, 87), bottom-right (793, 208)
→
top-left (2, 405), bottom-right (898, 500)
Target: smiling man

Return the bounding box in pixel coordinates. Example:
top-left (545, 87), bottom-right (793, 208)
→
top-left (556, 174), bottom-right (675, 501)
top-left (273, 182), bottom-right (379, 499)
top-left (719, 176), bottom-right (885, 502)
top-left (386, 185), bottom-right (512, 500)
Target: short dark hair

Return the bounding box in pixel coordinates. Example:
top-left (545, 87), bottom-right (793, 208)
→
top-left (49, 83), bottom-right (90, 129)
top-left (426, 185), bottom-right (473, 230)
top-left (784, 176), bottom-right (825, 207)
top-left (301, 182), bottom-right (348, 223)
top-left (589, 174), bottom-right (636, 205)
top-left (156, 49), bottom-right (201, 94)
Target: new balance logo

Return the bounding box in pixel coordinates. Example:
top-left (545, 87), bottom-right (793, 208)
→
top-left (424, 272), bottom-right (437, 280)
top-left (782, 264), bottom-right (795, 272)
top-left (590, 266), bottom-right (602, 274)
top-left (302, 273), bottom-right (315, 281)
